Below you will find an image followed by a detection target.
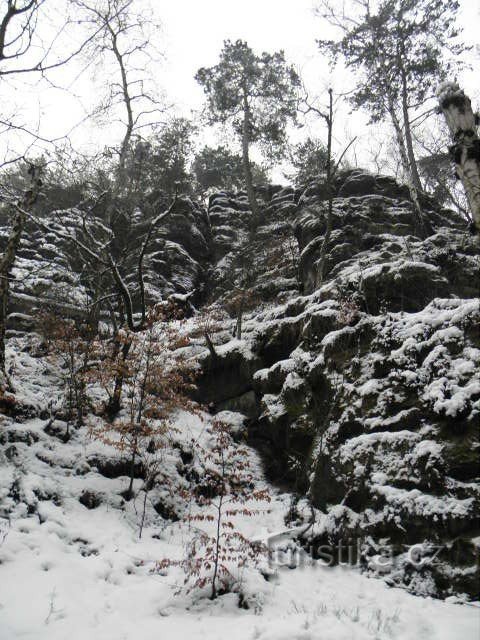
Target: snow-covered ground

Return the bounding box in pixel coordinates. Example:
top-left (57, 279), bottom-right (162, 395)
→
top-left (2, 509), bottom-right (479, 640)
top-left (1, 410), bottom-right (479, 640)
top-left (0, 334), bottom-right (478, 640)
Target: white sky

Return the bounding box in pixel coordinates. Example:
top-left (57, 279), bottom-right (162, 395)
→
top-left (1, 0), bottom-right (478, 178)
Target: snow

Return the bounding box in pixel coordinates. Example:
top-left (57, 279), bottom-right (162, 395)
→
top-left (1, 400), bottom-right (479, 640)
top-left (0, 277), bottom-right (479, 639)
top-left (283, 371), bottom-right (304, 390)
top-left (1, 495), bottom-right (479, 640)
top-left (261, 394), bottom-right (287, 419)
top-left (357, 379), bottom-right (384, 396)
top-left (6, 401), bottom-right (477, 640)
top-left (371, 485), bottom-right (475, 519)
top-left (436, 81), bottom-right (460, 98)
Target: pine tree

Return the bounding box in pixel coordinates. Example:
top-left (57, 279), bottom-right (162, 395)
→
top-left (195, 40), bottom-right (300, 224)
top-left (127, 118), bottom-right (197, 198)
top-left (287, 137), bottom-right (330, 185)
top-left (192, 145), bottom-right (268, 193)
top-left (317, 0), bottom-right (467, 235)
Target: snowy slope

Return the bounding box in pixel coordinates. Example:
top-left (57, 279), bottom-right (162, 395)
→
top-left (0, 337), bottom-right (479, 640)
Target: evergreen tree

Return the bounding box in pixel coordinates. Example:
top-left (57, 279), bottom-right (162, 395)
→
top-left (195, 40), bottom-right (300, 223)
top-left (288, 137), bottom-right (329, 185)
top-left (192, 145), bottom-right (268, 192)
top-left (317, 0), bottom-right (466, 231)
top-left (128, 117), bottom-right (196, 198)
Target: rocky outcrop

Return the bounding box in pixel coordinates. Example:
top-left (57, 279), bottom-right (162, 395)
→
top-left (2, 169), bottom-right (479, 598)
top-left (200, 171), bottom-right (480, 598)
top-left (0, 195), bottom-right (211, 331)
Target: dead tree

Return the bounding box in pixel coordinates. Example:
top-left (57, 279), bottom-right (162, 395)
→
top-left (437, 82), bottom-right (480, 233)
top-left (299, 88), bottom-right (356, 285)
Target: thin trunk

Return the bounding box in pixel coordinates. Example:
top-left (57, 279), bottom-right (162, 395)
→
top-left (0, 165), bottom-right (42, 391)
top-left (139, 487), bottom-right (148, 539)
top-left (317, 89), bottom-right (334, 286)
top-left (211, 494), bottom-right (223, 599)
top-left (399, 66), bottom-right (422, 192)
top-left (107, 335), bottom-right (131, 417)
top-left (128, 343), bottom-right (151, 497)
top-left (204, 330), bottom-right (217, 359)
top-left (391, 34), bottom-right (428, 238)
top-left (108, 253), bottom-right (136, 332)
top-left (438, 82), bottom-right (480, 233)
top-left (110, 29), bottom-right (134, 191)
top-left (242, 89), bottom-right (260, 226)
top-left (127, 447), bottom-right (136, 497)
top-left (388, 94), bottom-right (428, 238)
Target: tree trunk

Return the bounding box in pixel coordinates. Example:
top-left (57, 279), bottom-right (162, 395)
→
top-left (0, 211), bottom-right (24, 389)
top-left (110, 29), bottom-right (134, 192)
top-left (400, 67), bottom-right (422, 193)
top-left (204, 330), bottom-right (217, 359)
top-left (387, 95), bottom-right (428, 238)
top-left (235, 290), bottom-right (245, 340)
top-left (0, 165), bottom-right (42, 391)
top-left (242, 91), bottom-right (260, 226)
top-left (106, 335), bottom-right (131, 417)
top-left (211, 494), bottom-right (223, 599)
top-left (317, 89), bottom-right (334, 286)
top-left (127, 447), bottom-right (136, 498)
top-left (437, 82), bottom-right (480, 233)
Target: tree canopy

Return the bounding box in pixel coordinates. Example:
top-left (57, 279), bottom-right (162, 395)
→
top-left (196, 39), bottom-right (300, 160)
top-left (287, 137), bottom-right (330, 185)
top-left (127, 117), bottom-right (197, 198)
top-left (317, 0), bottom-right (467, 200)
top-left (196, 39), bottom-right (300, 221)
top-left (318, 0), bottom-right (465, 123)
top-left (192, 145), bottom-right (268, 192)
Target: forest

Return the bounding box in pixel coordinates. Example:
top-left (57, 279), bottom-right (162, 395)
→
top-left (0, 1), bottom-right (479, 639)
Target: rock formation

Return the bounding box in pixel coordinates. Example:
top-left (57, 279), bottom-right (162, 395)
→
top-left (1, 169), bottom-right (479, 597)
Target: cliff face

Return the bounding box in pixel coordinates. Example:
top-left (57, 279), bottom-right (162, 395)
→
top-left (0, 195), bottom-right (210, 331)
top-left (197, 170), bottom-right (480, 598)
top-left (1, 169), bottom-right (479, 597)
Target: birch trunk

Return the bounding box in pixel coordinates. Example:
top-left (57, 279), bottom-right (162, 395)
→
top-left (437, 82), bottom-right (480, 233)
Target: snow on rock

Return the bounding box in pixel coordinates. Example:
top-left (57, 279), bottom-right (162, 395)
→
top-left (1, 171), bottom-right (479, 639)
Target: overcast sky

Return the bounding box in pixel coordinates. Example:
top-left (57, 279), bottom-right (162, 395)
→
top-left (2, 0), bottom-right (478, 178)
top-left (159, 0), bottom-right (478, 104)
top-left (159, 0), bottom-right (479, 172)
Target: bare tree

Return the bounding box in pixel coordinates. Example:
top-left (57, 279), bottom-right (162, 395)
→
top-left (0, 1), bottom-right (100, 78)
top-left (0, 162), bottom-right (42, 390)
top-left (299, 88), bottom-right (356, 285)
top-left (0, 2), bottom-right (100, 392)
top-left (33, 0), bottom-right (172, 412)
top-left (73, 0), bottom-right (164, 201)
